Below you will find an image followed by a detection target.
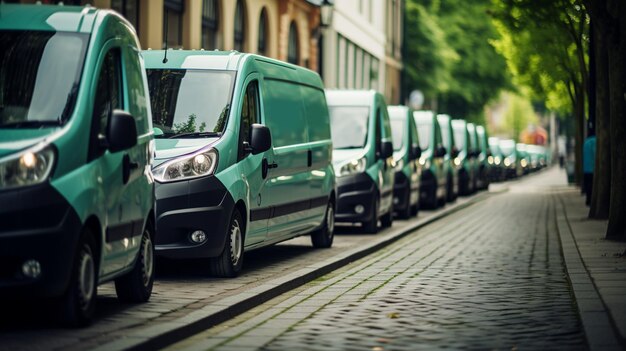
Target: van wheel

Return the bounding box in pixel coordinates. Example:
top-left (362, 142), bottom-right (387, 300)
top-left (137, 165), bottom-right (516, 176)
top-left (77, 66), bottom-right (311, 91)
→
top-left (210, 210), bottom-right (244, 278)
top-left (397, 191), bottom-right (412, 219)
top-left (311, 201), bottom-right (335, 248)
top-left (381, 207), bottom-right (393, 228)
top-left (60, 228), bottom-right (98, 327)
top-left (362, 197), bottom-right (379, 234)
top-left (410, 202), bottom-right (419, 217)
top-left (115, 221), bottom-right (154, 303)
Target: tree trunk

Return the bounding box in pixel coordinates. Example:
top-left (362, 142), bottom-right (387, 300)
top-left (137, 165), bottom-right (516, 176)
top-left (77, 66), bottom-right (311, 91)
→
top-left (589, 24), bottom-right (611, 219)
top-left (573, 86), bottom-right (585, 185)
top-left (606, 0), bottom-right (626, 241)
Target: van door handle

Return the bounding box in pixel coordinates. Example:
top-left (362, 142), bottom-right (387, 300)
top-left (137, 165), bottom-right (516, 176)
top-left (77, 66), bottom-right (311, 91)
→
top-left (122, 154), bottom-right (138, 184)
top-left (307, 150), bottom-right (312, 167)
top-left (268, 162), bottom-right (278, 169)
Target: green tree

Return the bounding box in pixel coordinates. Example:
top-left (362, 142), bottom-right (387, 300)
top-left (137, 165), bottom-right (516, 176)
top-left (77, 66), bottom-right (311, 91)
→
top-left (436, 0), bottom-right (510, 124)
top-left (491, 0), bottom-right (588, 184)
top-left (404, 0), bottom-right (458, 106)
top-left (503, 93), bottom-right (538, 141)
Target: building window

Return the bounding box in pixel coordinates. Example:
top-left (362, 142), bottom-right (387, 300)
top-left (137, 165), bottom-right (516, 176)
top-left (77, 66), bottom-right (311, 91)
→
top-left (164, 0), bottom-right (184, 49)
top-left (111, 0), bottom-right (140, 34)
top-left (258, 8), bottom-right (268, 56)
top-left (287, 21), bottom-right (299, 65)
top-left (202, 0), bottom-right (220, 49)
top-left (371, 57), bottom-right (379, 90)
top-left (234, 0), bottom-right (246, 51)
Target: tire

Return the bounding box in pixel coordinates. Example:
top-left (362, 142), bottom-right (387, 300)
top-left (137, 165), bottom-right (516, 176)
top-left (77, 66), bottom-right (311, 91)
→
top-left (446, 174), bottom-right (454, 202)
top-left (115, 221), bottom-right (155, 303)
top-left (210, 210), bottom-right (244, 278)
top-left (311, 201), bottom-right (335, 248)
top-left (380, 206), bottom-right (393, 228)
top-left (397, 190), bottom-right (412, 219)
top-left (60, 228), bottom-right (98, 327)
top-left (362, 196), bottom-right (379, 234)
top-left (410, 201), bottom-right (419, 217)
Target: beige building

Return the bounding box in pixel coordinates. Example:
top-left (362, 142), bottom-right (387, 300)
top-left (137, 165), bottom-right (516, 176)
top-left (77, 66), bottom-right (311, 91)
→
top-left (20, 0), bottom-right (323, 71)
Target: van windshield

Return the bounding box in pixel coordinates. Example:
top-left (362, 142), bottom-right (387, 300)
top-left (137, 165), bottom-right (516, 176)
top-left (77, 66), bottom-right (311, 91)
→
top-left (453, 127), bottom-right (465, 150)
top-left (390, 119), bottom-right (404, 151)
top-left (415, 123), bottom-right (431, 151)
top-left (329, 106), bottom-right (369, 149)
top-left (500, 141), bottom-right (515, 156)
top-left (147, 69), bottom-right (235, 138)
top-left (0, 31), bottom-right (88, 128)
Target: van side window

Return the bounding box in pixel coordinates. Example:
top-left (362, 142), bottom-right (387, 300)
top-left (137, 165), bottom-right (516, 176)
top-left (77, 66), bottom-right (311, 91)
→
top-left (239, 80), bottom-right (260, 161)
top-left (89, 49), bottom-right (123, 161)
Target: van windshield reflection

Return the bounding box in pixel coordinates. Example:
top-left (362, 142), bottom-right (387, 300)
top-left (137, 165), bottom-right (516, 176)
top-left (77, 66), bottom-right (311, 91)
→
top-left (329, 106), bottom-right (369, 149)
top-left (147, 69), bottom-right (235, 138)
top-left (0, 31), bottom-right (88, 128)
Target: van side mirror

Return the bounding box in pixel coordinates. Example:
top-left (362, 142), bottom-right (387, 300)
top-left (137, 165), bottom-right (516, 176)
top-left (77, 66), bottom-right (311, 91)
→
top-left (435, 145), bottom-right (446, 158)
top-left (411, 144), bottom-right (422, 160)
top-left (248, 124), bottom-right (272, 155)
top-left (451, 146), bottom-right (460, 158)
top-left (108, 109), bottom-right (137, 153)
top-left (380, 141), bottom-right (393, 159)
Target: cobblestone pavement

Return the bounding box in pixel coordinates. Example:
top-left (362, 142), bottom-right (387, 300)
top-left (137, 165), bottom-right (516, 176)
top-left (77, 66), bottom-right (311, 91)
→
top-left (168, 169), bottom-right (587, 351)
top-left (0, 184), bottom-right (483, 351)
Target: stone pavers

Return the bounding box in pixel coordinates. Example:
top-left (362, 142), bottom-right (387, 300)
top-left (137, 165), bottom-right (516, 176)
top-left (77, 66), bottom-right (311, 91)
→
top-left (554, 185), bottom-right (626, 350)
top-left (167, 170), bottom-right (588, 350)
top-left (0, 186), bottom-right (483, 351)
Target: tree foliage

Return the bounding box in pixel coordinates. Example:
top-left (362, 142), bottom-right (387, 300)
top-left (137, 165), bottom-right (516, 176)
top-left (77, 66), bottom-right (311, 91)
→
top-left (403, 0), bottom-right (510, 124)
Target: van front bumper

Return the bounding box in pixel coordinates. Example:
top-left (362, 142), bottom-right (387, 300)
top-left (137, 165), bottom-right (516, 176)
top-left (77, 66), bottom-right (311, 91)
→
top-left (0, 184), bottom-right (81, 298)
top-left (155, 176), bottom-right (235, 259)
top-left (335, 173), bottom-right (377, 223)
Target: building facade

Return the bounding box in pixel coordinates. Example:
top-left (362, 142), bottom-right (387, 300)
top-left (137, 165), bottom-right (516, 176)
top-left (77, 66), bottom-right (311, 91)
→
top-left (12, 0), bottom-right (403, 104)
top-left (14, 0), bottom-right (322, 71)
top-left (320, 0), bottom-right (403, 105)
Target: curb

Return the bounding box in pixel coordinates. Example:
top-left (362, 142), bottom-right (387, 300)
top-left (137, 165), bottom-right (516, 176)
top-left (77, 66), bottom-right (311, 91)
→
top-left (553, 192), bottom-right (623, 351)
top-left (94, 192), bottom-right (493, 351)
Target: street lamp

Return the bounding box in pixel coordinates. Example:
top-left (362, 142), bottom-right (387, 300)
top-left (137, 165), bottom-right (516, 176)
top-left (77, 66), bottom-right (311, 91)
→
top-left (320, 0), bottom-right (334, 28)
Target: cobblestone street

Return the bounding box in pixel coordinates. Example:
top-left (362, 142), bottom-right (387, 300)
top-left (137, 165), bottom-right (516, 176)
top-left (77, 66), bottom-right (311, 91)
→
top-left (169, 169), bottom-right (588, 351)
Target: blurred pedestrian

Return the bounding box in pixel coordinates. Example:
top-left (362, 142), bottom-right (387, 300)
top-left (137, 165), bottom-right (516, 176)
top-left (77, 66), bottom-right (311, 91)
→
top-left (583, 128), bottom-right (596, 206)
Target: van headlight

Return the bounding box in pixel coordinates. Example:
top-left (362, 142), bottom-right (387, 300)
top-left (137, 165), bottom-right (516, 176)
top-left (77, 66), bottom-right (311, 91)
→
top-left (503, 157), bottom-right (512, 167)
top-left (487, 156), bottom-right (494, 165)
top-left (0, 145), bottom-right (55, 190)
top-left (394, 158), bottom-right (404, 171)
top-left (336, 157), bottom-right (366, 177)
top-left (419, 157), bottom-right (430, 169)
top-left (153, 148), bottom-right (218, 182)
top-left (495, 156), bottom-right (501, 165)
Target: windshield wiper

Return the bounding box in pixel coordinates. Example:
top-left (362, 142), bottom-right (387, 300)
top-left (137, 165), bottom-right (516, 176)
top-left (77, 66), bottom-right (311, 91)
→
top-left (167, 131), bottom-right (222, 139)
top-left (0, 120), bottom-right (62, 129)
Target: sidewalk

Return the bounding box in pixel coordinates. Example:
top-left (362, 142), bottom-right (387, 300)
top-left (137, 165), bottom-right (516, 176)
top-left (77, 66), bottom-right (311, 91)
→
top-left (554, 177), bottom-right (626, 350)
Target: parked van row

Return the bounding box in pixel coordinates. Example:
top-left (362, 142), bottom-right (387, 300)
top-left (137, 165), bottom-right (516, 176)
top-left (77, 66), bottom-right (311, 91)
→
top-left (488, 137), bottom-right (549, 180)
top-left (0, 3), bottom-right (536, 327)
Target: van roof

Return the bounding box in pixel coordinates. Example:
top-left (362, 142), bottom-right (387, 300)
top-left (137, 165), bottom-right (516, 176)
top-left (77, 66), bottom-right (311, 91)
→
top-left (324, 90), bottom-right (378, 106)
top-left (0, 4), bottom-right (101, 33)
top-left (142, 50), bottom-right (324, 89)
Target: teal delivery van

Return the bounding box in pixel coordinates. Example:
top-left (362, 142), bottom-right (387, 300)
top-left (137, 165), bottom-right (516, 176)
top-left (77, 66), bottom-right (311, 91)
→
top-left (436, 114), bottom-right (459, 202)
top-left (388, 105), bottom-right (421, 218)
top-left (144, 50), bottom-right (335, 277)
top-left (451, 119), bottom-right (476, 195)
top-left (0, 4), bottom-right (156, 325)
top-left (413, 111), bottom-right (447, 208)
top-left (326, 90), bottom-right (395, 234)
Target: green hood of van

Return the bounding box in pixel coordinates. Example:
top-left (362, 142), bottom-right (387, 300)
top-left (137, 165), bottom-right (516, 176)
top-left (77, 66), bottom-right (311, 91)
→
top-left (0, 129), bottom-right (59, 158)
top-left (332, 149), bottom-right (366, 166)
top-left (154, 138), bottom-right (219, 164)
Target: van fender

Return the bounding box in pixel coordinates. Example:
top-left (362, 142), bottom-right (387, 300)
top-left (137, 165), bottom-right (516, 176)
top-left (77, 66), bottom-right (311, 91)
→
top-left (214, 164), bottom-right (250, 235)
